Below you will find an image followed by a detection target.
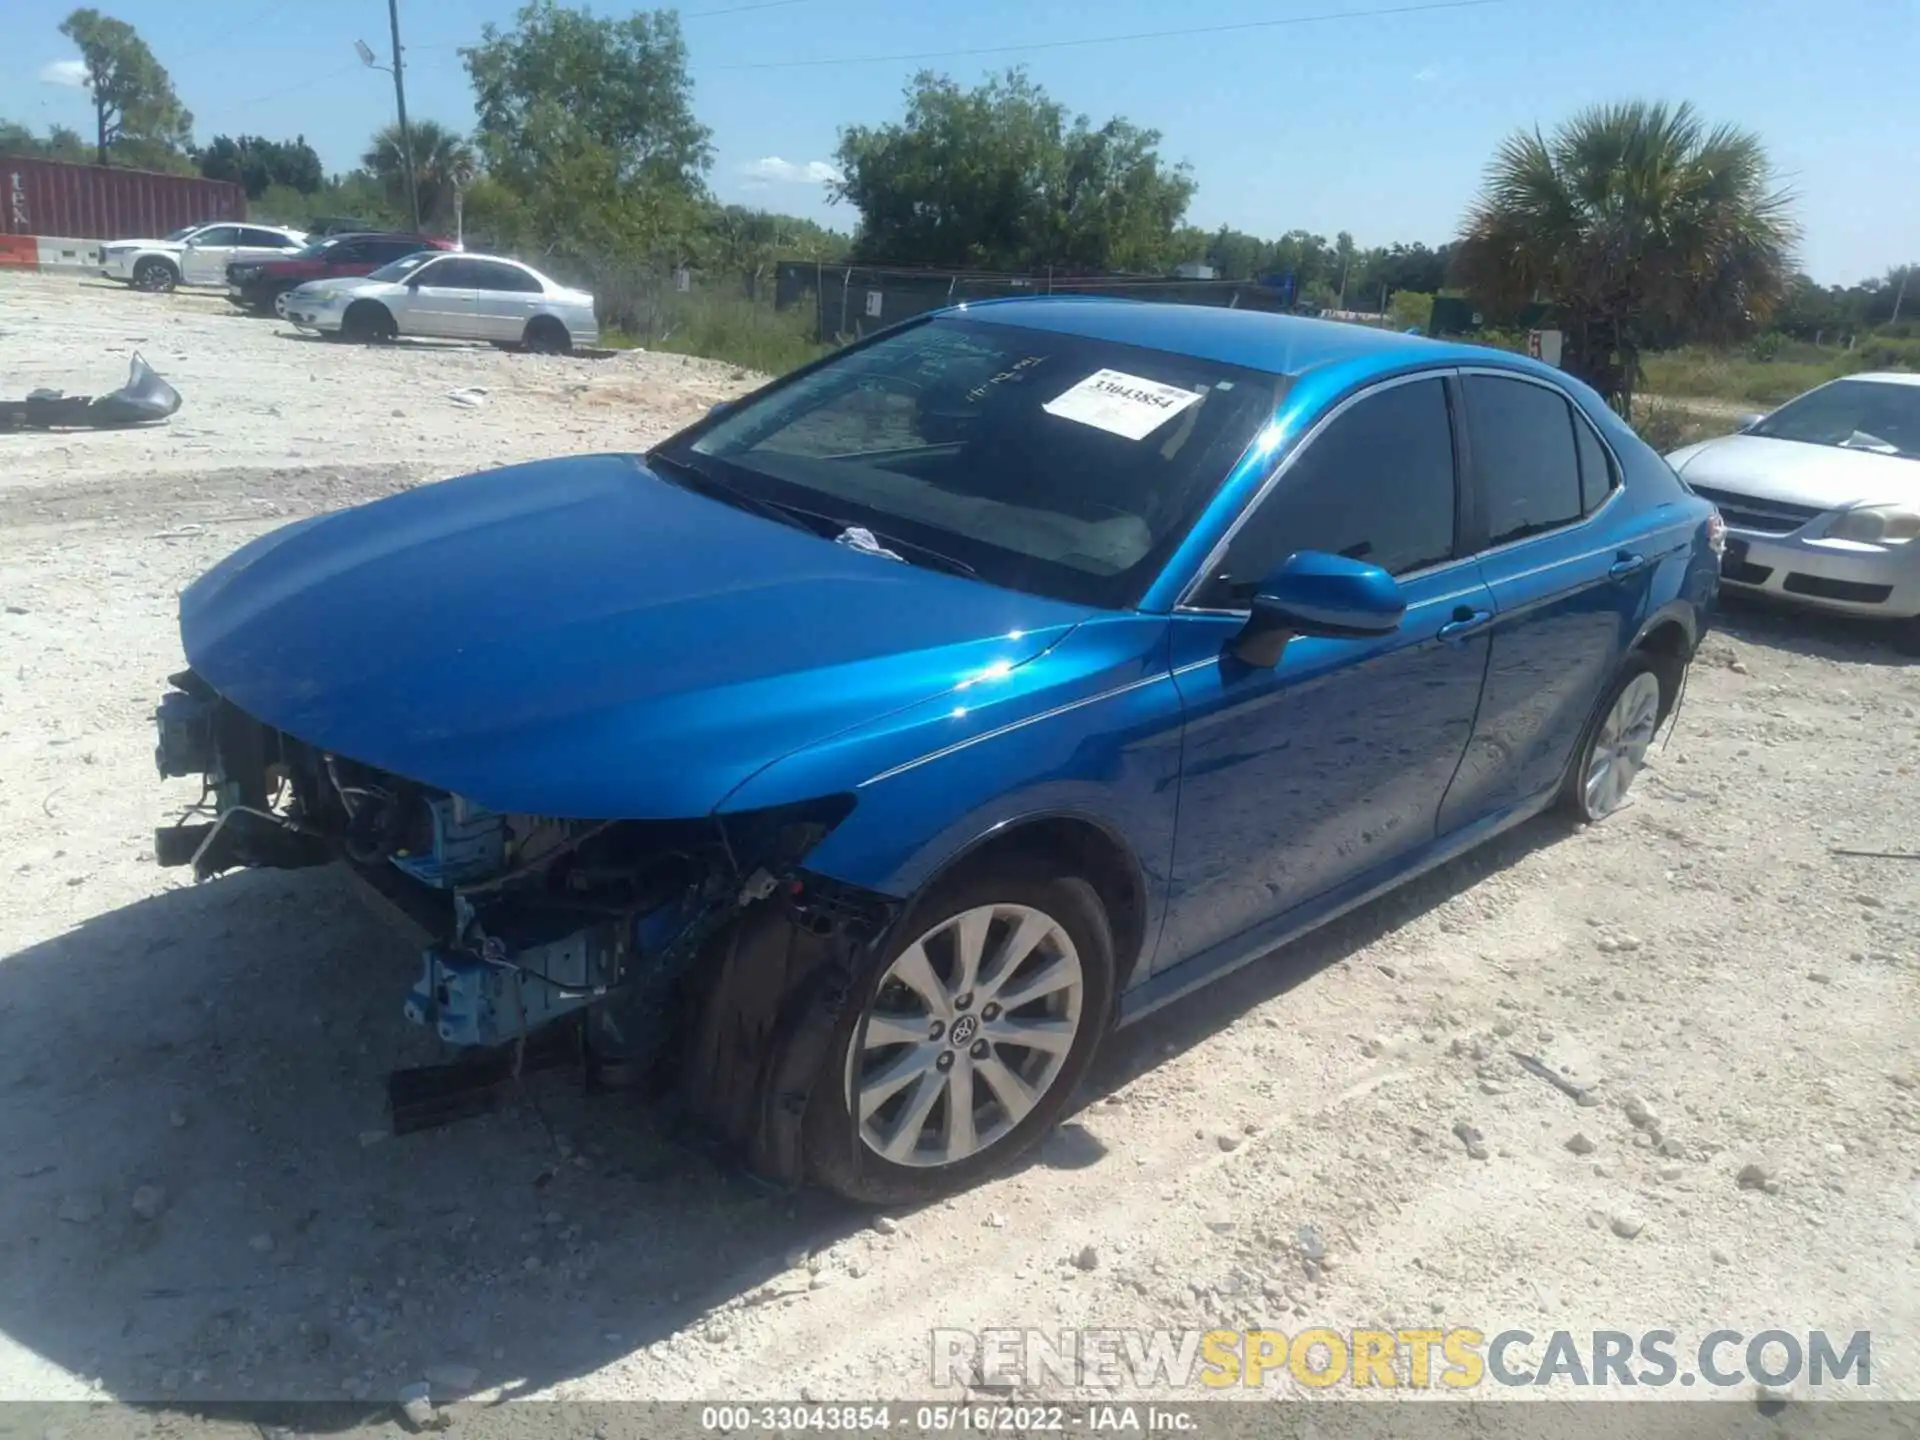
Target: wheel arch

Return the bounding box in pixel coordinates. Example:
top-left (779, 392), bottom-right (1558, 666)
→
top-left (1628, 600), bottom-right (1698, 721)
top-left (900, 807), bottom-right (1152, 989)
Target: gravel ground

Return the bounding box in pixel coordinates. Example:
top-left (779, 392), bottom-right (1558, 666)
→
top-left (2, 272), bottom-right (1917, 1422)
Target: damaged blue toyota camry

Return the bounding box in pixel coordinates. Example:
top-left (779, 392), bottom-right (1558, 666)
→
top-left (150, 298), bottom-right (1721, 1203)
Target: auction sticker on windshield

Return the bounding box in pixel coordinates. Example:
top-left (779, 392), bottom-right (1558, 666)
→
top-left (1043, 369), bottom-right (1204, 441)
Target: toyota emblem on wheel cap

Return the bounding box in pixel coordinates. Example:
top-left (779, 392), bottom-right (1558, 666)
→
top-left (948, 1014), bottom-right (979, 1047)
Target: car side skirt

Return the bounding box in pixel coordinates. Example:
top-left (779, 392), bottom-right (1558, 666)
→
top-left (1117, 785), bottom-right (1560, 1026)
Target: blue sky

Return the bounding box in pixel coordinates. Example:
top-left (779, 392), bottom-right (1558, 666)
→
top-left (8, 0), bottom-right (1916, 283)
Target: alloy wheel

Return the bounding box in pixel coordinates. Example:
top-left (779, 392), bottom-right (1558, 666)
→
top-left (849, 903), bottom-right (1085, 1169)
top-left (1583, 670), bottom-right (1662, 817)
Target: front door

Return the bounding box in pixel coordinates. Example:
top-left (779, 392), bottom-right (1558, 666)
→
top-left (399, 257), bottom-right (479, 339)
top-left (1436, 372), bottom-right (1659, 830)
top-left (180, 225), bottom-right (241, 285)
top-left (1158, 372), bottom-right (1493, 973)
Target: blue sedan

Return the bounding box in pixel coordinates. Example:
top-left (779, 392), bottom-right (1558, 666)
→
top-left (150, 298), bottom-right (1722, 1202)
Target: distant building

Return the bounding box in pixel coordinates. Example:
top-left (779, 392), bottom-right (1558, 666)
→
top-left (1172, 261), bottom-right (1217, 280)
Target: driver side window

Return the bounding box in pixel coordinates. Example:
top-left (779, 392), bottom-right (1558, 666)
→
top-left (1193, 375), bottom-right (1459, 608)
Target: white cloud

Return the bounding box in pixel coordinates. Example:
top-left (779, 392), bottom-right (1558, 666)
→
top-left (739, 156), bottom-right (843, 187)
top-left (39, 58), bottom-right (89, 88)
top-left (1412, 65), bottom-right (1442, 82)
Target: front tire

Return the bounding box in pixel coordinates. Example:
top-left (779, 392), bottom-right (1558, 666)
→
top-left (342, 301), bottom-right (397, 344)
top-left (522, 316), bottom-right (571, 355)
top-left (803, 866), bottom-right (1116, 1206)
top-left (1561, 651), bottom-right (1669, 822)
top-left (132, 257), bottom-right (178, 293)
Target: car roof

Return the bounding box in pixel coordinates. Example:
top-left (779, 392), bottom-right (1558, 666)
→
top-left (1828, 371), bottom-right (1920, 388)
top-left (950, 295), bottom-right (1561, 382)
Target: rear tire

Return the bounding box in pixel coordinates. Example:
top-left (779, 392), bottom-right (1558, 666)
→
top-left (802, 864), bottom-right (1116, 1206)
top-left (342, 301), bottom-right (397, 345)
top-left (1560, 650), bottom-right (1672, 822)
top-left (132, 257), bottom-right (178, 293)
top-left (522, 317), bottom-right (571, 355)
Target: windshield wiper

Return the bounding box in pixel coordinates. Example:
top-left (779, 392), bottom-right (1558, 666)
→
top-left (646, 453), bottom-right (980, 579)
top-left (646, 452), bottom-right (828, 536)
top-left (849, 528), bottom-right (980, 580)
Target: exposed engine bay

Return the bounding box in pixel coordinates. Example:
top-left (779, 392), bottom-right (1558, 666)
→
top-left (151, 668), bottom-right (888, 1144)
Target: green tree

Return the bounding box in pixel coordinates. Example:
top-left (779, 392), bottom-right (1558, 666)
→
top-left (1204, 227), bottom-right (1268, 280)
top-left (57, 8), bottom-right (193, 167)
top-left (833, 69), bottom-right (1195, 273)
top-left (462, 0), bottom-right (711, 255)
top-left (0, 120), bottom-right (92, 162)
top-left (700, 204), bottom-right (847, 298)
top-left (198, 134), bottom-right (324, 198)
top-left (362, 120), bottom-right (475, 232)
top-left (1453, 100), bottom-right (1798, 411)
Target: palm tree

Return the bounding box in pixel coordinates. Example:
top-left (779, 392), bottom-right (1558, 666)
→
top-left (362, 120), bottom-right (476, 234)
top-left (1453, 101), bottom-right (1798, 414)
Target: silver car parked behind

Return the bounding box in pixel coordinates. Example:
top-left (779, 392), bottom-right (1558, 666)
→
top-left (1666, 372), bottom-right (1920, 652)
top-left (284, 251), bottom-right (598, 353)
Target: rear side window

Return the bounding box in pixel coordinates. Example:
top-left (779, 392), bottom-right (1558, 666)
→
top-left (371, 240), bottom-right (423, 263)
top-left (1196, 376), bottom-right (1457, 606)
top-left (467, 260), bottom-right (543, 292)
top-left (1572, 411), bottom-right (1617, 514)
top-left (1465, 374), bottom-right (1583, 545)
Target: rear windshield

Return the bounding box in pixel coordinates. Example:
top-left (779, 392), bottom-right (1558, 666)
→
top-left (1751, 378), bottom-right (1920, 460)
top-left (655, 315), bottom-right (1288, 608)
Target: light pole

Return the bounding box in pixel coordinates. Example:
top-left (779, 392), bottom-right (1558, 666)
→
top-left (356, 5), bottom-right (421, 235)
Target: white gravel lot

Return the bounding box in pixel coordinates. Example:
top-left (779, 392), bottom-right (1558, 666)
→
top-left (1, 272), bottom-right (1917, 1424)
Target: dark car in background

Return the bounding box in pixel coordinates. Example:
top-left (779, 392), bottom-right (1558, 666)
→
top-left (227, 232), bottom-right (456, 317)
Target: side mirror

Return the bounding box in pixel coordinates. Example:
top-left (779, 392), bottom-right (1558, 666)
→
top-left (1230, 550), bottom-right (1406, 667)
top-left (1735, 412), bottom-right (1767, 432)
top-left (707, 399), bottom-right (735, 420)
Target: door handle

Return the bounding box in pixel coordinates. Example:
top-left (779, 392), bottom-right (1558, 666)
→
top-left (1436, 607), bottom-right (1493, 643)
top-left (1609, 552), bottom-right (1649, 580)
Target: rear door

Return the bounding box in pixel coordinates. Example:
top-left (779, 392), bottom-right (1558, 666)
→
top-left (234, 227), bottom-right (301, 266)
top-left (317, 238), bottom-right (366, 277)
top-left (463, 259), bottom-right (545, 341)
top-left (1436, 369), bottom-right (1650, 830)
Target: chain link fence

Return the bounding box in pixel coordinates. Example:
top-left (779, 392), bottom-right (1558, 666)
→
top-left (775, 262), bottom-right (1296, 345)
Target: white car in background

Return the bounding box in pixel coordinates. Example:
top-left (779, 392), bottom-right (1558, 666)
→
top-left (283, 251), bottom-right (598, 353)
top-left (100, 222), bottom-right (308, 292)
top-left (1666, 371), bottom-right (1920, 652)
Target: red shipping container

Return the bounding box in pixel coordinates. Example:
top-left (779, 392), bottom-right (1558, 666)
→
top-left (2, 155), bottom-right (245, 241)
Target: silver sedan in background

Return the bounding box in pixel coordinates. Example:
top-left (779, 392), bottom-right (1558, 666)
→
top-left (284, 251), bottom-right (598, 353)
top-left (1667, 372), bottom-right (1920, 652)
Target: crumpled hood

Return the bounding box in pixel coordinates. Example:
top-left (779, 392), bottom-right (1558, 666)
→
top-left (1668, 433), bottom-right (1918, 509)
top-left (181, 454), bottom-right (1090, 818)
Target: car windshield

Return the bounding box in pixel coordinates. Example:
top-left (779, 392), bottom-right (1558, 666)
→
top-left (1750, 378), bottom-right (1920, 460)
top-left (291, 240), bottom-right (335, 259)
top-left (365, 252), bottom-right (438, 282)
top-left (162, 226), bottom-right (198, 243)
top-left (653, 315), bottom-right (1288, 608)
